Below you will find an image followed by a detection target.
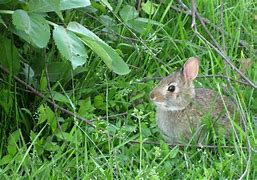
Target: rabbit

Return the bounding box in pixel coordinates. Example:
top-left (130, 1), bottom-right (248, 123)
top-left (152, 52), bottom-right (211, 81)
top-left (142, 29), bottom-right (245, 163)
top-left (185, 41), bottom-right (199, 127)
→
top-left (150, 57), bottom-right (236, 144)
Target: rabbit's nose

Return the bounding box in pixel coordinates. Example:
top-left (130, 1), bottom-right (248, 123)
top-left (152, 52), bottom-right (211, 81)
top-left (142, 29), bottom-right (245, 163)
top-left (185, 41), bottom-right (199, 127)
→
top-left (150, 91), bottom-right (164, 102)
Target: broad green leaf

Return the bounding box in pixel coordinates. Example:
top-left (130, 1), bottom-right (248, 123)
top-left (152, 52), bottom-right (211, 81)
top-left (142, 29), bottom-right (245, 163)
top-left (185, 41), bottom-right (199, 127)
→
top-left (46, 0), bottom-right (63, 20)
top-left (119, 5), bottom-right (138, 22)
top-left (0, 36), bottom-right (20, 75)
top-left (28, 0), bottom-right (91, 13)
top-left (53, 25), bottom-right (88, 69)
top-left (12, 10), bottom-right (31, 33)
top-left (12, 12), bottom-right (50, 48)
top-left (142, 1), bottom-right (157, 15)
top-left (67, 22), bottom-right (130, 75)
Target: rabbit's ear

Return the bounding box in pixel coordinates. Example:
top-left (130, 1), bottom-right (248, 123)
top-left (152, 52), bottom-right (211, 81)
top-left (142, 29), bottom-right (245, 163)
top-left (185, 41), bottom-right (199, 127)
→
top-left (183, 57), bottom-right (199, 81)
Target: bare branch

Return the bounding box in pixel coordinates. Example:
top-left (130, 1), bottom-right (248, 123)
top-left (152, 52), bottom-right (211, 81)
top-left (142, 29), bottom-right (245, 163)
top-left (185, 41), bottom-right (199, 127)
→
top-left (191, 0), bottom-right (197, 29)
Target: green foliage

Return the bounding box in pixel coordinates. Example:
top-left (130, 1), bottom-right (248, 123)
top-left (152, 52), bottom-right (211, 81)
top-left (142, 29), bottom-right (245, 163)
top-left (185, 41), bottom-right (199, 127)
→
top-left (12, 10), bottom-right (50, 48)
top-left (28, 0), bottom-right (91, 13)
top-left (0, 36), bottom-right (20, 75)
top-left (67, 22), bottom-right (130, 75)
top-left (142, 1), bottom-right (157, 15)
top-left (0, 0), bottom-right (129, 75)
top-left (119, 5), bottom-right (139, 22)
top-left (53, 25), bottom-right (88, 69)
top-left (0, 0), bottom-right (257, 179)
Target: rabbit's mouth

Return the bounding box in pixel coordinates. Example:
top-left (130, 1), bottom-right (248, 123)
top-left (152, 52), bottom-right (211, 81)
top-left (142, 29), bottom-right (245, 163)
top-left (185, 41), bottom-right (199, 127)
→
top-left (154, 101), bottom-right (185, 111)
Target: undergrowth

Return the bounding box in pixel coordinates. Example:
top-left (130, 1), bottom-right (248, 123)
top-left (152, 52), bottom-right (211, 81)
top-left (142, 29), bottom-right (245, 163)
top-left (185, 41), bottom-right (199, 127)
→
top-left (0, 0), bottom-right (256, 179)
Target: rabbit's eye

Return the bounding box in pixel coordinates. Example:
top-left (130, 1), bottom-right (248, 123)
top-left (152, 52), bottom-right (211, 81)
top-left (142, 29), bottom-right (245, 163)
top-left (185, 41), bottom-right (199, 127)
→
top-left (168, 85), bottom-right (176, 92)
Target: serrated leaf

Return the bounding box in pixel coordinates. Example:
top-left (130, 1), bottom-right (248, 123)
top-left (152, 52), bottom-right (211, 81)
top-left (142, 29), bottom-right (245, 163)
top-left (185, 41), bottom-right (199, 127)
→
top-left (67, 22), bottom-right (130, 75)
top-left (119, 5), bottom-right (138, 22)
top-left (12, 12), bottom-right (50, 48)
top-left (28, 0), bottom-right (91, 12)
top-left (53, 25), bottom-right (88, 69)
top-left (0, 36), bottom-right (20, 75)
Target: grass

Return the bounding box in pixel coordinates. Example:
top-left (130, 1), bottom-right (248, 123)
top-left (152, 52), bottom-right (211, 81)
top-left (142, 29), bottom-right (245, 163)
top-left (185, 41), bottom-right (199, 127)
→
top-left (0, 0), bottom-right (257, 179)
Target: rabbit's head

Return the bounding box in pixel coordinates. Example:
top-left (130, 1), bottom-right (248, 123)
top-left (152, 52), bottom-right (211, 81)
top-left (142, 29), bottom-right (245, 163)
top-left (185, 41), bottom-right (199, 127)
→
top-left (150, 57), bottom-right (199, 111)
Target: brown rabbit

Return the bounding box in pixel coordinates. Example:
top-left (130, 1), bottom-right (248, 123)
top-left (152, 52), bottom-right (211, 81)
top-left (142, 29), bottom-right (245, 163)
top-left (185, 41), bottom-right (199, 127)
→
top-left (150, 57), bottom-right (236, 144)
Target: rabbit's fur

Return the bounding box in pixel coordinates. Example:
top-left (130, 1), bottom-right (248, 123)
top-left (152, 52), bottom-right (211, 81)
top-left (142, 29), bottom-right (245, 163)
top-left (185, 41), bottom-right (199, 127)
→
top-left (150, 57), bottom-right (236, 144)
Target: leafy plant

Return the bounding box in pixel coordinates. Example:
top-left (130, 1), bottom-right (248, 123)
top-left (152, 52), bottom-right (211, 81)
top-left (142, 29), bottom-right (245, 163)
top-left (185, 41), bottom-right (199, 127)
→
top-left (0, 0), bottom-right (129, 74)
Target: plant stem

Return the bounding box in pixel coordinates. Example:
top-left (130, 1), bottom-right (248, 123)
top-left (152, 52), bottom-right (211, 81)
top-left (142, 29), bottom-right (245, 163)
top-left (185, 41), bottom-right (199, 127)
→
top-left (0, 10), bottom-right (14, 14)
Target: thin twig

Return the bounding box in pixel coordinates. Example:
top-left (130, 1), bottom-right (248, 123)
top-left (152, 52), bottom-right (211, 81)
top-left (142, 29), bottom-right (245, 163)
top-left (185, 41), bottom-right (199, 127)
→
top-left (0, 64), bottom-right (95, 128)
top-left (191, 0), bottom-right (197, 29)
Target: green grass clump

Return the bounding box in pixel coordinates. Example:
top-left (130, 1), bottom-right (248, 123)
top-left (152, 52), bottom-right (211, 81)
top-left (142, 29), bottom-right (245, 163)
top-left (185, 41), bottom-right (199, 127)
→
top-left (0, 0), bottom-right (257, 179)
